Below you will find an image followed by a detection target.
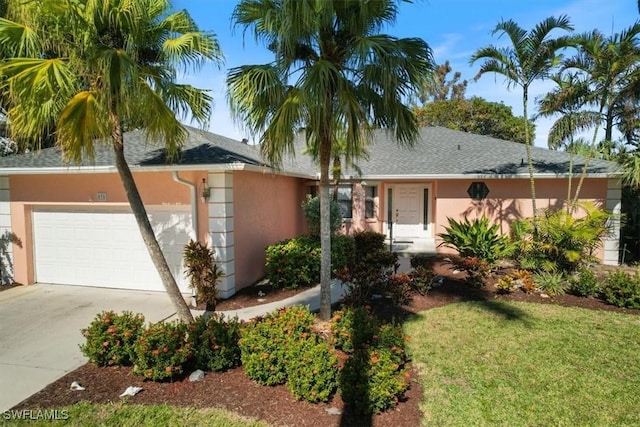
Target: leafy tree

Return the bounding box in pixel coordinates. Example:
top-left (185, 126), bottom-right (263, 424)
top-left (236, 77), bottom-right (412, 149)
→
top-left (0, 0), bottom-right (222, 322)
top-left (415, 60), bottom-right (467, 104)
top-left (227, 0), bottom-right (433, 320)
top-left (413, 97), bottom-right (534, 143)
top-left (471, 16), bottom-right (574, 227)
top-left (563, 24), bottom-right (640, 207)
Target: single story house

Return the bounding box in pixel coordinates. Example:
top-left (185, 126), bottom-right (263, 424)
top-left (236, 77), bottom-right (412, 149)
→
top-left (0, 126), bottom-right (621, 297)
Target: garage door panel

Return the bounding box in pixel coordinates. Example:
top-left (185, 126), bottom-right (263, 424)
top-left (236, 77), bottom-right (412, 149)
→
top-left (33, 209), bottom-right (191, 292)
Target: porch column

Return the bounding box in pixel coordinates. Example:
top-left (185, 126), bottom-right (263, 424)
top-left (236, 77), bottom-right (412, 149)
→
top-left (207, 172), bottom-right (236, 298)
top-left (604, 178), bottom-right (621, 265)
top-left (0, 176), bottom-right (13, 284)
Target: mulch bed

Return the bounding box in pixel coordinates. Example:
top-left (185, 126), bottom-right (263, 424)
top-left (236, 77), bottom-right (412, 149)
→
top-left (12, 258), bottom-right (640, 426)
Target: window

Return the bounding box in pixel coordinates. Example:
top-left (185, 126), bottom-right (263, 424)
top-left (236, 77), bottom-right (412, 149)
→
top-left (337, 185), bottom-right (353, 219)
top-left (365, 186), bottom-right (377, 219)
top-left (423, 188), bottom-right (429, 230)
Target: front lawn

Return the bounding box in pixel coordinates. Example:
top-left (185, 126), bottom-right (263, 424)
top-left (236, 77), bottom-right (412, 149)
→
top-left (405, 301), bottom-right (640, 426)
top-left (2, 402), bottom-right (268, 426)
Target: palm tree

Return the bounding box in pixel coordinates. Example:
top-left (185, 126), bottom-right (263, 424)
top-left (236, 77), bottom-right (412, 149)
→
top-left (0, 0), bottom-right (222, 322)
top-left (536, 72), bottom-right (599, 211)
top-left (471, 16), bottom-right (574, 227)
top-left (563, 24), bottom-right (640, 207)
top-left (227, 0), bottom-right (433, 320)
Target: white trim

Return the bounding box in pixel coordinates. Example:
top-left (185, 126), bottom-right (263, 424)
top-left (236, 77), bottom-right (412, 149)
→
top-left (206, 172), bottom-right (236, 298)
top-left (604, 179), bottom-right (622, 266)
top-left (0, 174), bottom-right (12, 284)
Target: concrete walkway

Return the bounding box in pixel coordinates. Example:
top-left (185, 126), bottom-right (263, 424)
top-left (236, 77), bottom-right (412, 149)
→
top-left (213, 279), bottom-right (350, 321)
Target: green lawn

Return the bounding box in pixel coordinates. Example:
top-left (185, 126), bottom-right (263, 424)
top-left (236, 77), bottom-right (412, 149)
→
top-left (2, 403), bottom-right (269, 426)
top-left (404, 301), bottom-right (640, 426)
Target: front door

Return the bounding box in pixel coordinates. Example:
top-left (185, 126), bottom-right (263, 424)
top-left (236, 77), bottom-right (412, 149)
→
top-left (387, 184), bottom-right (432, 240)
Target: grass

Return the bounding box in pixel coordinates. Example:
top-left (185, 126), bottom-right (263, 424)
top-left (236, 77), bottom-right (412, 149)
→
top-left (404, 301), bottom-right (640, 426)
top-left (1, 402), bottom-right (269, 426)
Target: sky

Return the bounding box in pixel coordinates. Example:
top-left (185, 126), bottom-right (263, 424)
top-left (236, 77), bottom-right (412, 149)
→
top-left (171, 0), bottom-right (639, 148)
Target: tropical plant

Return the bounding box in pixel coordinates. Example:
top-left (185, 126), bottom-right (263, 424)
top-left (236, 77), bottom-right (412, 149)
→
top-left (471, 16), bottom-right (574, 227)
top-left (511, 202), bottom-right (611, 273)
top-left (437, 216), bottom-right (513, 264)
top-left (534, 271), bottom-right (568, 296)
top-left (563, 24), bottom-right (640, 207)
top-left (0, 0), bottom-right (222, 322)
top-left (301, 196), bottom-right (343, 237)
top-left (227, 0), bottom-right (433, 320)
top-left (183, 241), bottom-right (224, 309)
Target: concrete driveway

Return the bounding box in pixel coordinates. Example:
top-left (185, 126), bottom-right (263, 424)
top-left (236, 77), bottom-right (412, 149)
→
top-left (0, 284), bottom-right (180, 411)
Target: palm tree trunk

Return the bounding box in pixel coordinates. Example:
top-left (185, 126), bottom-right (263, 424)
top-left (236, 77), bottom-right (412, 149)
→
top-left (523, 90), bottom-right (537, 231)
top-left (319, 133), bottom-right (332, 321)
top-left (109, 110), bottom-right (194, 323)
top-left (571, 105), bottom-right (605, 211)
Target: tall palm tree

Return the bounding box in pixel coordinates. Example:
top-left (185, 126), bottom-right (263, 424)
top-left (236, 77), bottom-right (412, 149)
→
top-left (227, 0), bottom-right (433, 320)
top-left (536, 72), bottom-right (599, 211)
top-left (0, 0), bottom-right (222, 322)
top-left (563, 24), bottom-right (640, 207)
top-left (471, 16), bottom-right (574, 227)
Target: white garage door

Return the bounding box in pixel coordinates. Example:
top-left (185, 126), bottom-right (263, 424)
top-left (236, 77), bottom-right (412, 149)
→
top-left (33, 208), bottom-right (192, 292)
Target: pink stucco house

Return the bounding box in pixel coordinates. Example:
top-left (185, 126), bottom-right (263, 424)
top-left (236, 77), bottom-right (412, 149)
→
top-left (0, 126), bottom-right (621, 297)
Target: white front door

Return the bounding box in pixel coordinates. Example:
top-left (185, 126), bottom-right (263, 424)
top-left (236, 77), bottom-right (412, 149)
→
top-left (387, 184), bottom-right (432, 240)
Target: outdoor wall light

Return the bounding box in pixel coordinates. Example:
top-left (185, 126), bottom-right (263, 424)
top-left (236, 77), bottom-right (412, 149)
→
top-left (200, 178), bottom-right (211, 203)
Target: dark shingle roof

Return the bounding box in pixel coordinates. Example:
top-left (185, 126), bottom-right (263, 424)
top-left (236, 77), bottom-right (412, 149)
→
top-left (288, 127), bottom-right (619, 178)
top-left (0, 126), bottom-right (264, 170)
top-left (0, 125), bottom-right (619, 177)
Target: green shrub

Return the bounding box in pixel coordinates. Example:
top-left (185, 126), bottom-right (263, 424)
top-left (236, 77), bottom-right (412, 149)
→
top-left (374, 323), bottom-right (408, 363)
top-left (133, 321), bottom-right (191, 381)
top-left (183, 240), bottom-right (224, 308)
top-left (438, 216), bottom-right (513, 264)
top-left (511, 203), bottom-right (611, 273)
top-left (353, 231), bottom-right (387, 258)
top-left (339, 347), bottom-right (410, 414)
top-left (454, 256), bottom-right (491, 288)
top-left (80, 311), bottom-right (145, 367)
top-left (602, 270), bottom-right (640, 309)
top-left (338, 249), bottom-right (399, 306)
top-left (265, 236), bottom-right (321, 289)
top-left (387, 273), bottom-right (413, 306)
top-left (410, 254), bottom-right (434, 270)
top-left (188, 314), bottom-right (242, 372)
top-left (239, 306), bottom-right (314, 386)
top-left (534, 271), bottom-right (567, 296)
top-left (330, 306), bottom-right (380, 354)
top-left (286, 334), bottom-right (339, 403)
top-left (265, 235), bottom-right (355, 289)
top-left (302, 196), bottom-right (343, 236)
top-left (409, 266), bottom-right (434, 295)
top-left (570, 268), bottom-right (601, 297)
top-left (332, 234), bottom-right (356, 271)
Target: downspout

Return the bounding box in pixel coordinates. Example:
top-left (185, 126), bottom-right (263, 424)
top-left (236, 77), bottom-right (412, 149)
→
top-left (172, 171), bottom-right (198, 240)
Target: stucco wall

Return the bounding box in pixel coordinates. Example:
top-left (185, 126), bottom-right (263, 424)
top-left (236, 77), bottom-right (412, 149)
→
top-left (434, 178), bottom-right (608, 258)
top-left (233, 171), bottom-right (306, 290)
top-left (9, 171), bottom-right (209, 285)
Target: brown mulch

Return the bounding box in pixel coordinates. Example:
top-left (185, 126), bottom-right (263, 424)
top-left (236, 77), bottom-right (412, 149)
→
top-left (13, 258), bottom-right (640, 426)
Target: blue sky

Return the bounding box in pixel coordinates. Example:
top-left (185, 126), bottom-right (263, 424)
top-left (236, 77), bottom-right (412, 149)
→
top-left (172, 0), bottom-right (639, 147)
